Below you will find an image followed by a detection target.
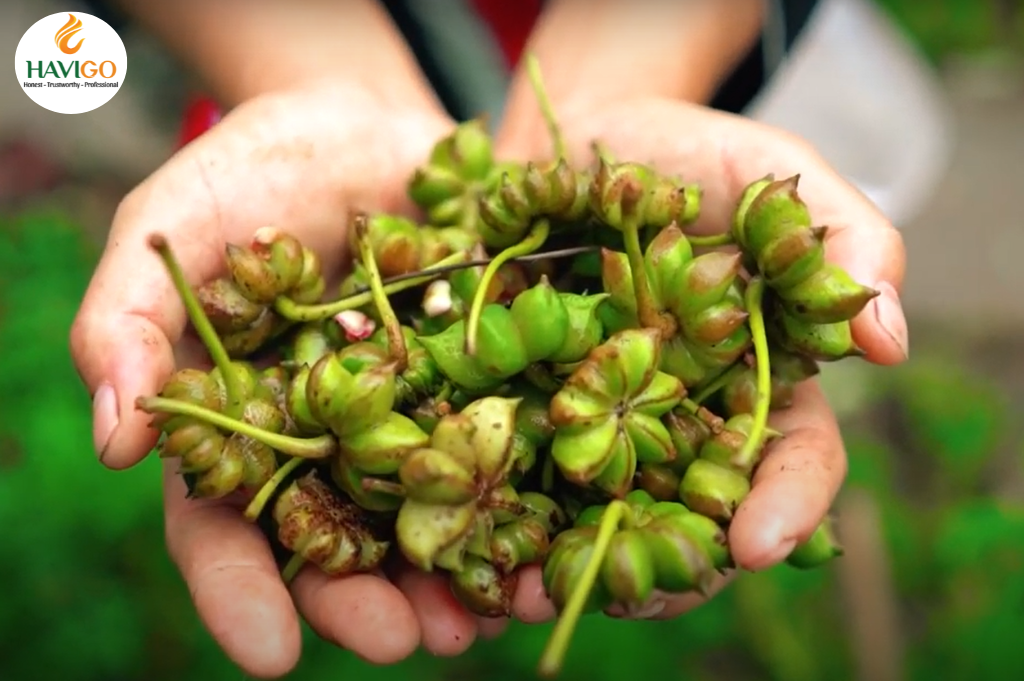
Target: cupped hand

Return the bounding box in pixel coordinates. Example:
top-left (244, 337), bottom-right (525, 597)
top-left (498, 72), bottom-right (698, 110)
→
top-left (493, 96), bottom-right (909, 620)
top-left (68, 83), bottom-right (539, 678)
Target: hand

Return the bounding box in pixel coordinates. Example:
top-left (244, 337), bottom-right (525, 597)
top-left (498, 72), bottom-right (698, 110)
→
top-left (68, 83), bottom-right (551, 677)
top-left (493, 96), bottom-right (909, 620)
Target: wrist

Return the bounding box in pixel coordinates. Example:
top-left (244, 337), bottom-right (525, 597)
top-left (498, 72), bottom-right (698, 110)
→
top-left (112, 0), bottom-right (445, 114)
top-left (497, 0), bottom-right (765, 156)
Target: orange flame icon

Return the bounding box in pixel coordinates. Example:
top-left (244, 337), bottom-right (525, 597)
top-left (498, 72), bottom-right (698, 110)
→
top-left (55, 14), bottom-right (84, 55)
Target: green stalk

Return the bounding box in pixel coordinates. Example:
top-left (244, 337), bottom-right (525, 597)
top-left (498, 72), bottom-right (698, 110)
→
top-left (433, 381), bottom-right (454, 405)
top-left (621, 220), bottom-right (675, 336)
top-left (281, 554), bottom-right (306, 584)
top-left (369, 245), bottom-right (598, 289)
top-left (148, 234), bottom-right (245, 417)
top-left (679, 397), bottom-right (703, 414)
top-left (537, 499), bottom-right (629, 679)
top-left (524, 364), bottom-right (563, 394)
top-left (691, 362), bottom-right (748, 405)
top-left (361, 478), bottom-right (407, 497)
top-left (136, 396), bottom-right (337, 459)
top-left (244, 455), bottom-right (305, 522)
top-left (734, 277), bottom-right (772, 470)
top-left (541, 455), bottom-right (555, 493)
top-left (591, 141), bottom-right (617, 166)
top-left (465, 219), bottom-right (551, 356)
top-left (353, 213), bottom-right (409, 372)
top-left (274, 252), bottom-right (468, 322)
top-left (687, 233), bottom-right (735, 248)
top-left (524, 53), bottom-right (567, 161)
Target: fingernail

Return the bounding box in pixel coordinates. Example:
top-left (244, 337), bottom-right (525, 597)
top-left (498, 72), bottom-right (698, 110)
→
top-left (762, 537), bottom-right (798, 567)
top-left (871, 282), bottom-right (909, 359)
top-left (92, 383), bottom-right (119, 461)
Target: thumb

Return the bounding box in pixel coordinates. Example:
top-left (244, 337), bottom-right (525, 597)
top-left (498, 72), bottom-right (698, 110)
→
top-left (817, 218), bottom-right (908, 366)
top-left (70, 179), bottom-right (226, 470)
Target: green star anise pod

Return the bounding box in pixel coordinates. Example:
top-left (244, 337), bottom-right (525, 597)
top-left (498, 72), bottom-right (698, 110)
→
top-left (406, 118), bottom-right (520, 232)
top-left (549, 328), bottom-right (686, 498)
top-left (394, 396), bottom-right (535, 571)
top-left (601, 224), bottom-right (752, 388)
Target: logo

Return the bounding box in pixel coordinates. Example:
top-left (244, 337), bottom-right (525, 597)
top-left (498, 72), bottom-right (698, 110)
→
top-left (55, 14), bottom-right (84, 55)
top-left (15, 12), bottom-right (127, 115)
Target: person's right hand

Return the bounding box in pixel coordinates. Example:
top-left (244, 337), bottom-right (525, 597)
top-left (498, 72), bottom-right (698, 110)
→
top-left (69, 82), bottom-right (504, 678)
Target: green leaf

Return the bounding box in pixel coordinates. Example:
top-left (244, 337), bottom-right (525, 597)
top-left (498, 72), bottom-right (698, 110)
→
top-left (890, 356), bottom-right (1007, 492)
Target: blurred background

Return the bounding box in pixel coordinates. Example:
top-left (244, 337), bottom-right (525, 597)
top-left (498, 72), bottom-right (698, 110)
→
top-left (1, 0), bottom-right (1022, 679)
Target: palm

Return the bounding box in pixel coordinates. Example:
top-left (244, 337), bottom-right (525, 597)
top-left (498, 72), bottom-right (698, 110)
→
top-left (150, 87), bottom-right (452, 291)
top-left (71, 88), bottom-right (908, 677)
top-left (70, 85), bottom-right (473, 677)
top-left (494, 94), bottom-right (906, 617)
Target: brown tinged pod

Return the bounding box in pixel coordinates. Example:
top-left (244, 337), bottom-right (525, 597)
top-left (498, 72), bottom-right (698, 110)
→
top-left (678, 459), bottom-right (751, 524)
top-left (786, 516), bottom-right (844, 569)
top-left (220, 308), bottom-right (278, 357)
top-left (537, 490), bottom-right (725, 676)
top-left (450, 555), bottom-right (518, 617)
top-left (767, 295), bottom-right (866, 362)
top-left (406, 118), bottom-right (515, 231)
top-left (152, 360), bottom-right (285, 498)
top-left (189, 228), bottom-right (326, 357)
top-left (273, 471), bottom-right (392, 576)
top-left (394, 396), bottom-right (536, 572)
top-left (225, 227), bottom-right (325, 306)
top-left (697, 414), bottom-right (782, 478)
top-left (159, 394), bottom-right (285, 498)
top-left (355, 213), bottom-right (479, 278)
top-left (549, 328), bottom-right (685, 498)
top-left (196, 278), bottom-right (266, 333)
top-left (477, 159), bottom-right (593, 248)
top-left (732, 176), bottom-right (879, 324)
top-left (589, 160), bottom-right (701, 231)
top-left (720, 350), bottom-right (820, 417)
top-left (635, 410), bottom-right (716, 501)
top-left (600, 225), bottom-right (751, 388)
top-left (152, 368), bottom-right (223, 433)
top-left (448, 489), bottom-right (562, 616)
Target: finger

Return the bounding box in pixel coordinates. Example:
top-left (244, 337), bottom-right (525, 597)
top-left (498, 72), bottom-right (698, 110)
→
top-left (728, 380), bottom-right (847, 572)
top-left (554, 100), bottom-right (908, 365)
top-left (822, 228), bottom-right (908, 365)
top-left (393, 567), bottom-right (479, 656)
top-left (602, 570), bottom-right (734, 621)
top-left (69, 92), bottom-right (396, 470)
top-left (511, 565), bottom-right (557, 624)
top-left (162, 463), bottom-right (302, 679)
top-left (475, 615), bottom-right (510, 640)
top-left (651, 570), bottom-right (734, 620)
top-left (290, 568), bottom-right (421, 664)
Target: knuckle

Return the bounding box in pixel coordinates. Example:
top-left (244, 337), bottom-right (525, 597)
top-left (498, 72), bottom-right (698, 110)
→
top-left (109, 183), bottom-right (147, 237)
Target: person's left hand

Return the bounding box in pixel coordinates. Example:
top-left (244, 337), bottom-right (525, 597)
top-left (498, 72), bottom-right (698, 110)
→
top-left (483, 95), bottom-right (908, 623)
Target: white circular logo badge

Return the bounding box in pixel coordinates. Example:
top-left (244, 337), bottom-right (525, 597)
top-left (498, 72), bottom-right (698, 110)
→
top-left (14, 12), bottom-right (128, 115)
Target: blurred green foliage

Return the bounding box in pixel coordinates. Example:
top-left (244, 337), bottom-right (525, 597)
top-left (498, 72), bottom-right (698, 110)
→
top-left (877, 0), bottom-right (1024, 60)
top-left (3, 208), bottom-right (1024, 681)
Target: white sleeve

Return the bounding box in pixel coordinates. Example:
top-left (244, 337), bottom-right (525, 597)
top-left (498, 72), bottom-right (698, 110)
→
top-left (748, 0), bottom-right (953, 227)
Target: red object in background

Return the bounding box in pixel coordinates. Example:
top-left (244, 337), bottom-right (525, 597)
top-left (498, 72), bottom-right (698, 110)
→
top-left (469, 0), bottom-right (543, 69)
top-left (177, 94), bottom-right (223, 150)
top-left (0, 140), bottom-right (65, 202)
